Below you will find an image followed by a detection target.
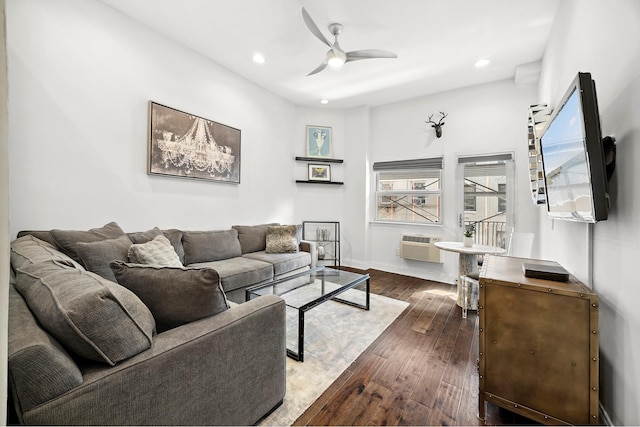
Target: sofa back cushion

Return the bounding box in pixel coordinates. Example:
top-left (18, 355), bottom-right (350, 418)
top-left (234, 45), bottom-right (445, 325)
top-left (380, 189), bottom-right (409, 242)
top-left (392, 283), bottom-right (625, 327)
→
top-left (182, 229), bottom-right (242, 264)
top-left (10, 235), bottom-right (82, 272)
top-left (232, 223), bottom-right (279, 254)
top-left (110, 261), bottom-right (229, 331)
top-left (14, 259), bottom-right (155, 366)
top-left (15, 230), bottom-right (57, 247)
top-left (50, 221), bottom-right (125, 263)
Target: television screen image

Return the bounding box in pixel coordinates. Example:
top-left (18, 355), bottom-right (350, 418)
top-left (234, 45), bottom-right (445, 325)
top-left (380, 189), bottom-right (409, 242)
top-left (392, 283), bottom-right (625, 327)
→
top-left (540, 88), bottom-right (594, 219)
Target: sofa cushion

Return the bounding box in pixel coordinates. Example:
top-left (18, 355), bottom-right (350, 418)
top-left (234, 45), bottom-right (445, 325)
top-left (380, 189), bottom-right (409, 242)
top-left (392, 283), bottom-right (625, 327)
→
top-left (10, 235), bottom-right (82, 272)
top-left (232, 223), bottom-right (279, 254)
top-left (127, 227), bottom-right (185, 265)
top-left (76, 234), bottom-right (133, 282)
top-left (127, 235), bottom-right (182, 267)
top-left (182, 229), bottom-right (242, 264)
top-left (189, 257), bottom-right (273, 293)
top-left (110, 261), bottom-right (229, 331)
top-left (50, 221), bottom-right (125, 263)
top-left (243, 250), bottom-right (312, 276)
top-left (14, 259), bottom-right (155, 366)
top-left (16, 230), bottom-right (57, 246)
top-left (7, 285), bottom-right (84, 413)
top-left (265, 225), bottom-right (299, 254)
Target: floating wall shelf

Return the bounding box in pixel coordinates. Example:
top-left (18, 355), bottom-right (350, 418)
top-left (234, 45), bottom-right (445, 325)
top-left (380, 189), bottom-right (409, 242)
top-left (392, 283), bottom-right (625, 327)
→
top-left (295, 180), bottom-right (344, 185)
top-left (295, 156), bottom-right (344, 163)
top-left (295, 156), bottom-right (344, 185)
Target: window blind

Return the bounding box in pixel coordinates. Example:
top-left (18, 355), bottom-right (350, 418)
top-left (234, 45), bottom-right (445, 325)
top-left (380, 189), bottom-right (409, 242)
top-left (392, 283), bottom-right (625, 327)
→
top-left (372, 156), bottom-right (443, 171)
top-left (457, 153), bottom-right (513, 164)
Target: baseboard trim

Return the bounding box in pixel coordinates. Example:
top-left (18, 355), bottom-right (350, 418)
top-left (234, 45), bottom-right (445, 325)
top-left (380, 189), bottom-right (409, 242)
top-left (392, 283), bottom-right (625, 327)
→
top-left (599, 401), bottom-right (613, 426)
top-left (368, 260), bottom-right (457, 284)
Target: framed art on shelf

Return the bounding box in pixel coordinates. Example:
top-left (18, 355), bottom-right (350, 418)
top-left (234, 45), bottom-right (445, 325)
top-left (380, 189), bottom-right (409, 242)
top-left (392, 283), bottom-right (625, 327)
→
top-left (308, 164), bottom-right (331, 182)
top-left (148, 101), bottom-right (241, 183)
top-left (306, 125), bottom-right (332, 158)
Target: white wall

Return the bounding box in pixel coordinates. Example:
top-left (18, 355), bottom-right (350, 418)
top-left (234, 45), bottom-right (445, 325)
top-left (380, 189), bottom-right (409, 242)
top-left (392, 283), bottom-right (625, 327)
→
top-left (1, 0), bottom-right (10, 423)
top-left (537, 0), bottom-right (640, 424)
top-left (363, 80), bottom-right (539, 282)
top-left (6, 0), bottom-right (304, 237)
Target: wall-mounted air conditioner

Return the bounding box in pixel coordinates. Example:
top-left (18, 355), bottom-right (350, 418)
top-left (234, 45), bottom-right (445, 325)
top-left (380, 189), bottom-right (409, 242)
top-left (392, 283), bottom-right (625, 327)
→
top-left (399, 234), bottom-right (443, 263)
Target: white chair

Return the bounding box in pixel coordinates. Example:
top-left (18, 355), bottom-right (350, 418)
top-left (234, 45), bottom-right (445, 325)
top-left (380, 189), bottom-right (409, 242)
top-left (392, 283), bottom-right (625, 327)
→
top-left (507, 232), bottom-right (534, 258)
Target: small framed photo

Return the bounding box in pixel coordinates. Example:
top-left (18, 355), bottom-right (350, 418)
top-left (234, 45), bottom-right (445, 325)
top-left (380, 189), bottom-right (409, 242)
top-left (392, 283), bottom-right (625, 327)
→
top-left (306, 125), bottom-right (332, 158)
top-left (308, 164), bottom-right (331, 182)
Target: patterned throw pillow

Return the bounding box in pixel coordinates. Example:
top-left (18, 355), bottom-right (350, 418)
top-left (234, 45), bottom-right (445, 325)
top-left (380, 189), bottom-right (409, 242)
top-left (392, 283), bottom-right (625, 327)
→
top-left (265, 225), bottom-right (299, 254)
top-left (128, 235), bottom-right (182, 267)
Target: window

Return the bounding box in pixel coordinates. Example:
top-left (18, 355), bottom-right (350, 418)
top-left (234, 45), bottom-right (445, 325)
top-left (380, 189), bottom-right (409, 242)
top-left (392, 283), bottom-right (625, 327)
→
top-left (498, 183), bottom-right (507, 212)
top-left (464, 183), bottom-right (477, 211)
top-left (373, 157), bottom-right (443, 224)
top-left (458, 153), bottom-right (513, 247)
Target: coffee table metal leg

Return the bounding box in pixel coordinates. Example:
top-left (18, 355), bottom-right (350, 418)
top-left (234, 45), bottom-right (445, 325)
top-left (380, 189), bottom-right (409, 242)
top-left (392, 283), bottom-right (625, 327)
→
top-left (286, 309), bottom-right (305, 362)
top-left (331, 277), bottom-right (370, 310)
top-left (298, 309), bottom-right (305, 362)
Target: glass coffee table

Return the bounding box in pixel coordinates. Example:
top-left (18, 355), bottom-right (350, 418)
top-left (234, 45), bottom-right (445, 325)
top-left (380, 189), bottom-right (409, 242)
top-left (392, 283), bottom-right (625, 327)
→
top-left (246, 266), bottom-right (370, 362)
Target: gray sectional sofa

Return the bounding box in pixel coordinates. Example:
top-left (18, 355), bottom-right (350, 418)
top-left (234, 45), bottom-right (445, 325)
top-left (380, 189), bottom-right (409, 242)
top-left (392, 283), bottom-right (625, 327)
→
top-left (7, 221), bottom-right (316, 425)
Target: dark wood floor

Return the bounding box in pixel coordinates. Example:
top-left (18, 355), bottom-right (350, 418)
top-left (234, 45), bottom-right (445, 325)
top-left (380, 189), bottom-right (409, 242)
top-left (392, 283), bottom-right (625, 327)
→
top-left (293, 268), bottom-right (537, 426)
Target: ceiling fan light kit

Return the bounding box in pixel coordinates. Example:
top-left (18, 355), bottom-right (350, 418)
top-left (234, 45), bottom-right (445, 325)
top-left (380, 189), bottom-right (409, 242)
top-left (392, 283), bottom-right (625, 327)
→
top-left (302, 7), bottom-right (397, 76)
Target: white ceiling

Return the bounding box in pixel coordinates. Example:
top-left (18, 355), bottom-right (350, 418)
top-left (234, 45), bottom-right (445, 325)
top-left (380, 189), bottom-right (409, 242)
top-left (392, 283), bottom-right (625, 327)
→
top-left (100, 0), bottom-right (560, 109)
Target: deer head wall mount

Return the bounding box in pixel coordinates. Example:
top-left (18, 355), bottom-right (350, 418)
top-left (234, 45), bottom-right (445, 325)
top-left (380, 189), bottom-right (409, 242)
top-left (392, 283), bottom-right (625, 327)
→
top-left (426, 112), bottom-right (448, 138)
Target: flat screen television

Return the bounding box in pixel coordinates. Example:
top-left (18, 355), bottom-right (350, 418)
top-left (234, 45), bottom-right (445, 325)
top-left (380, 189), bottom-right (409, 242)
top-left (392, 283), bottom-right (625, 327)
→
top-left (539, 72), bottom-right (609, 222)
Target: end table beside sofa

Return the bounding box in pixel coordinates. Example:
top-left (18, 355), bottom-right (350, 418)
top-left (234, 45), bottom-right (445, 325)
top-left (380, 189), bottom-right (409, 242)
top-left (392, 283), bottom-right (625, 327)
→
top-left (8, 221), bottom-right (316, 425)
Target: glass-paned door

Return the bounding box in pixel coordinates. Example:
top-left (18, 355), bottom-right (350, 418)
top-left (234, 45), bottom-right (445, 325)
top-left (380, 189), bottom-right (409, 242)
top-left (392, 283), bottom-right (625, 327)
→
top-left (458, 155), bottom-right (514, 248)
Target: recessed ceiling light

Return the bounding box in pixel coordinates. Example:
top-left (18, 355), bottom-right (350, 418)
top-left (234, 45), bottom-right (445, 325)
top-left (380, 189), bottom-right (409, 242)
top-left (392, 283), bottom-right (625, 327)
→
top-left (252, 53), bottom-right (265, 64)
top-left (475, 59), bottom-right (490, 68)
top-left (320, 99), bottom-right (329, 104)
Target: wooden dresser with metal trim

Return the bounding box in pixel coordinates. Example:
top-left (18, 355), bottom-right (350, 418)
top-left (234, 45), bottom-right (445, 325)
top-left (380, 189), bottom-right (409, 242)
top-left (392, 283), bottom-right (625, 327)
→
top-left (478, 255), bottom-right (599, 425)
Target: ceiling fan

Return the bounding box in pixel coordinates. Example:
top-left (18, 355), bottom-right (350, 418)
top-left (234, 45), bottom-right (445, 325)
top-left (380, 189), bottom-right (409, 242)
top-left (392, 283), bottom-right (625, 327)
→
top-left (302, 7), bottom-right (397, 76)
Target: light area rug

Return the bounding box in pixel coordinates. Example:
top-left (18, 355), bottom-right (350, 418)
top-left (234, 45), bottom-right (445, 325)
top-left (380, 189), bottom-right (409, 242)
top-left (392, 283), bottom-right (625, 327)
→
top-left (260, 291), bottom-right (409, 426)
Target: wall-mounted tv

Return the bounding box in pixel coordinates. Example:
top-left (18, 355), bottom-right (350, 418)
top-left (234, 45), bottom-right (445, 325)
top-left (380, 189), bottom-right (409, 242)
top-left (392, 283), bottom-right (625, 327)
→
top-left (539, 72), bottom-right (609, 223)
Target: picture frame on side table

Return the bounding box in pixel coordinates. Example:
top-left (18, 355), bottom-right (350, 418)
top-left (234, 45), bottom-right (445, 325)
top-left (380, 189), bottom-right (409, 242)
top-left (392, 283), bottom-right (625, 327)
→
top-left (148, 101), bottom-right (241, 183)
top-left (306, 125), bottom-right (332, 158)
top-left (308, 164), bottom-right (331, 182)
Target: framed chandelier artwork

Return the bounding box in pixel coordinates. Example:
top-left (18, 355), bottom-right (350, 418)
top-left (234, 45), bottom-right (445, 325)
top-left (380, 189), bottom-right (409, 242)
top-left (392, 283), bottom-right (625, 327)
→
top-left (148, 101), bottom-right (241, 183)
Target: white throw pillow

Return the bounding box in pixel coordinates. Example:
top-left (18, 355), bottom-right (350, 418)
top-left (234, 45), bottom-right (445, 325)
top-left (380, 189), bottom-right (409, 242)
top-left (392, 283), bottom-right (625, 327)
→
top-left (128, 235), bottom-right (183, 267)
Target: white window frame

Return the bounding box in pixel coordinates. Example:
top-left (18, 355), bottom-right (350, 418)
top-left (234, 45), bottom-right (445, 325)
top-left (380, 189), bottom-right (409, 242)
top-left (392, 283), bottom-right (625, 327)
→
top-left (372, 157), bottom-right (443, 225)
top-left (457, 152), bottom-right (515, 242)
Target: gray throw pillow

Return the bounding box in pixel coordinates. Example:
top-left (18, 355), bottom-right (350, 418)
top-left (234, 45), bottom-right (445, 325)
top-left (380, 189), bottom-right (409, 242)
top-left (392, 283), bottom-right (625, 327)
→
top-left (76, 234), bottom-right (133, 282)
top-left (15, 259), bottom-right (155, 366)
top-left (182, 229), bottom-right (242, 264)
top-left (232, 223), bottom-right (279, 254)
top-left (50, 222), bottom-right (125, 263)
top-left (128, 235), bottom-right (182, 267)
top-left (266, 225), bottom-right (300, 254)
top-left (110, 261), bottom-right (229, 331)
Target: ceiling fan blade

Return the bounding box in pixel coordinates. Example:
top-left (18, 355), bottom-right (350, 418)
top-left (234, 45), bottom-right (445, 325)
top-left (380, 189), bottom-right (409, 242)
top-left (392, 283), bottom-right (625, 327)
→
top-left (302, 7), bottom-right (331, 48)
top-left (346, 49), bottom-right (398, 62)
top-left (307, 61), bottom-right (328, 76)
